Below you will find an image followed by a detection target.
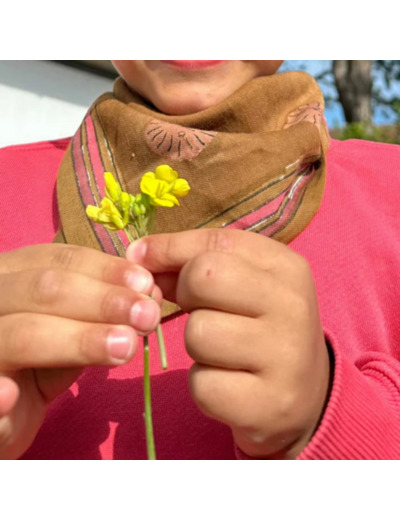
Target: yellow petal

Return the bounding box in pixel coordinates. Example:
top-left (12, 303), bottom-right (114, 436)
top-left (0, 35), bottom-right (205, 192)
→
top-left (162, 193), bottom-right (180, 205)
top-left (100, 197), bottom-right (112, 209)
top-left (100, 198), bottom-right (124, 223)
top-left (140, 172), bottom-right (157, 198)
top-left (155, 165), bottom-right (178, 183)
top-left (86, 205), bottom-right (100, 221)
top-left (101, 198), bottom-right (118, 215)
top-left (150, 192), bottom-right (180, 207)
top-left (143, 177), bottom-right (172, 203)
top-left (97, 213), bottom-right (113, 224)
top-left (141, 172), bottom-right (156, 182)
top-left (172, 178), bottom-right (191, 198)
top-left (103, 222), bottom-right (120, 231)
top-left (151, 197), bottom-right (175, 208)
top-left (104, 172), bottom-right (122, 202)
top-left (110, 213), bottom-right (125, 229)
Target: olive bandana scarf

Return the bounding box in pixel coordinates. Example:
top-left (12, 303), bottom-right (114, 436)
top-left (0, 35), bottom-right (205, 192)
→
top-left (55, 71), bottom-right (329, 314)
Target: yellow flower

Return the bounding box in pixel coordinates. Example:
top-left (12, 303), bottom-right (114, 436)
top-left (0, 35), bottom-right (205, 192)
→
top-left (104, 171), bottom-right (122, 203)
top-left (140, 165), bottom-right (191, 207)
top-left (86, 197), bottom-right (127, 230)
top-left (154, 164), bottom-right (178, 183)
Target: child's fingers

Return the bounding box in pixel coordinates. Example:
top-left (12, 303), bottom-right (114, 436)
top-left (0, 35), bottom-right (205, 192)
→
top-left (150, 284), bottom-right (164, 307)
top-left (188, 364), bottom-right (263, 430)
top-left (153, 272), bottom-right (179, 302)
top-left (189, 364), bottom-right (295, 455)
top-left (0, 314), bottom-right (139, 370)
top-left (0, 244), bottom-right (153, 293)
top-left (185, 309), bottom-right (269, 372)
top-left (176, 251), bottom-right (279, 316)
top-left (0, 376), bottom-right (19, 418)
top-left (0, 269), bottom-right (160, 334)
top-left (126, 228), bottom-right (290, 274)
top-left (34, 367), bottom-right (84, 404)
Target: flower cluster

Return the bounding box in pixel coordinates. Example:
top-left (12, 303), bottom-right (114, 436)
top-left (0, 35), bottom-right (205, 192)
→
top-left (140, 165), bottom-right (190, 207)
top-left (86, 166), bottom-right (190, 238)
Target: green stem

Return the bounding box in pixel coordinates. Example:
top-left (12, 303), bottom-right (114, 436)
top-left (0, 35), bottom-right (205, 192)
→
top-left (124, 226), bottom-right (167, 459)
top-left (156, 324), bottom-right (168, 370)
top-left (124, 227), bottom-right (168, 370)
top-left (124, 226), bottom-right (135, 242)
top-left (143, 335), bottom-right (156, 460)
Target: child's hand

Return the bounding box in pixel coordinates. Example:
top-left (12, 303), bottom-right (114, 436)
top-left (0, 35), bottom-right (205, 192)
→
top-left (127, 229), bottom-right (331, 459)
top-left (0, 244), bottom-right (161, 459)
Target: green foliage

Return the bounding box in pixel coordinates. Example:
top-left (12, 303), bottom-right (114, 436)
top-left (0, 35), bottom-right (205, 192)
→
top-left (332, 123), bottom-right (400, 145)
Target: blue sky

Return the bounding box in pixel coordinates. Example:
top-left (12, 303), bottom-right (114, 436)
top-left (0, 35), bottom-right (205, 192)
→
top-left (281, 60), bottom-right (400, 128)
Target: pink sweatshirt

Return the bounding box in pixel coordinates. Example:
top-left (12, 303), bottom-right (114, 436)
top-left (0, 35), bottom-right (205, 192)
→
top-left (1, 137), bottom-right (400, 459)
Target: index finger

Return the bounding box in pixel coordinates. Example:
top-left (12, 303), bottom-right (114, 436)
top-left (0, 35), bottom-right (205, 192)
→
top-left (1, 244), bottom-right (155, 294)
top-left (126, 229), bottom-right (291, 273)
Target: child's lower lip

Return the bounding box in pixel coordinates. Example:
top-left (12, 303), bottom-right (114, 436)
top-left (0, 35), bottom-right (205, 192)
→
top-left (161, 60), bottom-right (228, 70)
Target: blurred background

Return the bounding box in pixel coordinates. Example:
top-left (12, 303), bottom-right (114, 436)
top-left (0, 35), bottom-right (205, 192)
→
top-left (0, 60), bottom-right (399, 148)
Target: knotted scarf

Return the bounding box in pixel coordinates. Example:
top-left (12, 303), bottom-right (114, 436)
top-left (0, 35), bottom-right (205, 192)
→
top-left (55, 71), bottom-right (329, 315)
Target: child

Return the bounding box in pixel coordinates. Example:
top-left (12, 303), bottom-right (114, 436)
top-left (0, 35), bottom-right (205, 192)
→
top-left (0, 60), bottom-right (399, 459)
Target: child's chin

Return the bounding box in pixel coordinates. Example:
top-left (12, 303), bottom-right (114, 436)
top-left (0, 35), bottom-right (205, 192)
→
top-left (152, 92), bottom-right (224, 116)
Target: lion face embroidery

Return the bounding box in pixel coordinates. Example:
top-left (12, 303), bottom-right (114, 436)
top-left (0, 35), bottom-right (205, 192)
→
top-left (145, 119), bottom-right (217, 161)
top-left (284, 102), bottom-right (326, 131)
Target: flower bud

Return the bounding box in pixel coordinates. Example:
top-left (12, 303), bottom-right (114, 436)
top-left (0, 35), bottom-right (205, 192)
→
top-left (119, 191), bottom-right (130, 211)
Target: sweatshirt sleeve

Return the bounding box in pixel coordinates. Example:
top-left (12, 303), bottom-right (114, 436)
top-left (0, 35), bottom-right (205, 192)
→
top-left (297, 329), bottom-right (400, 459)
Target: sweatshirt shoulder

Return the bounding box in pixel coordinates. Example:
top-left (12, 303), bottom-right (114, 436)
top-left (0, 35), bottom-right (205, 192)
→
top-left (0, 137), bottom-right (71, 181)
top-left (327, 137), bottom-right (400, 164)
top-left (327, 138), bottom-right (400, 186)
top-left (0, 137), bottom-right (71, 157)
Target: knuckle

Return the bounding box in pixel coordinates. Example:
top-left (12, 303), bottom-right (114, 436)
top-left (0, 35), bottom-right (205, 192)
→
top-left (205, 229), bottom-right (234, 253)
top-left (184, 252), bottom-right (223, 296)
top-left (100, 258), bottom-right (122, 285)
top-left (295, 253), bottom-right (312, 276)
top-left (273, 247), bottom-right (309, 277)
top-left (288, 291), bottom-right (310, 321)
top-left (99, 289), bottom-right (130, 323)
top-left (162, 235), bottom-right (177, 266)
top-left (77, 326), bottom-right (100, 362)
top-left (31, 269), bottom-right (63, 306)
top-left (51, 244), bottom-right (81, 270)
top-left (287, 251), bottom-right (312, 279)
top-left (3, 317), bottom-right (33, 364)
top-left (147, 234), bottom-right (178, 268)
top-left (273, 386), bottom-right (299, 425)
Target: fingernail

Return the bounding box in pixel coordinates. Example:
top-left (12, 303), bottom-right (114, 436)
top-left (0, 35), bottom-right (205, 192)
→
top-left (130, 299), bottom-right (160, 332)
top-left (127, 239), bottom-right (147, 264)
top-left (107, 327), bottom-right (136, 363)
top-left (125, 268), bottom-right (153, 294)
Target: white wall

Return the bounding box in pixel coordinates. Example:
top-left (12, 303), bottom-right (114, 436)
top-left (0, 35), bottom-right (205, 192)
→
top-left (0, 61), bottom-right (115, 148)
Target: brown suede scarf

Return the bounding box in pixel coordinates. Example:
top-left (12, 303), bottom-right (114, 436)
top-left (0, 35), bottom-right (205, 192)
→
top-left (55, 71), bottom-right (329, 317)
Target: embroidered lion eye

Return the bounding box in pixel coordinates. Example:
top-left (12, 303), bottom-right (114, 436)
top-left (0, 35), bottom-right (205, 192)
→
top-left (145, 119), bottom-right (217, 161)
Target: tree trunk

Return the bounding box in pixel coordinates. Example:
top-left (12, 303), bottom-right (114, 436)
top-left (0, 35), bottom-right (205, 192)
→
top-left (333, 60), bottom-right (373, 124)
